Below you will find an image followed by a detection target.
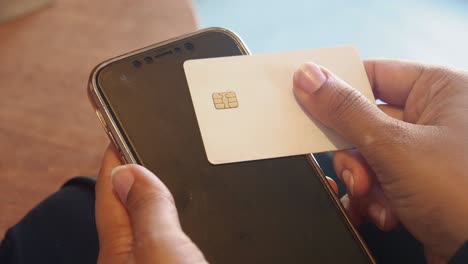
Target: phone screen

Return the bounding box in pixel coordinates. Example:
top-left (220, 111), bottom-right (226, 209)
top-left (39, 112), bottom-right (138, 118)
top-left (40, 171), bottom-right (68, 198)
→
top-left (96, 29), bottom-right (372, 263)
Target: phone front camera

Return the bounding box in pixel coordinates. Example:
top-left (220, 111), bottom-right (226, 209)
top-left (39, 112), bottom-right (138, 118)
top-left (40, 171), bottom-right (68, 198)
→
top-left (184, 42), bottom-right (194, 51)
top-left (144, 57), bottom-right (154, 64)
top-left (132, 60), bottom-right (142, 68)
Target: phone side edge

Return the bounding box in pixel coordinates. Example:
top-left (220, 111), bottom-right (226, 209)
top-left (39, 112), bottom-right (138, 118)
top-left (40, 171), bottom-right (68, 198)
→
top-left (307, 154), bottom-right (376, 263)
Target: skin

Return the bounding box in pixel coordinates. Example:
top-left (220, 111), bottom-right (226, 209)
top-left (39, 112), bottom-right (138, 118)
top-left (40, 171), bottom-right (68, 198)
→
top-left (96, 59), bottom-right (468, 264)
top-left (294, 59), bottom-right (468, 263)
top-left (96, 148), bottom-right (206, 264)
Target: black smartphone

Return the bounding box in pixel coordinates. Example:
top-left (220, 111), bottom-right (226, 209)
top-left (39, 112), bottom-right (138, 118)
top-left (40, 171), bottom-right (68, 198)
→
top-left (88, 27), bottom-right (374, 263)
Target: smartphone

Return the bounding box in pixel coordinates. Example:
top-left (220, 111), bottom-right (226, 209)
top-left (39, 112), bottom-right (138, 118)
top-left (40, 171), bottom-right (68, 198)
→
top-left (88, 28), bottom-right (374, 263)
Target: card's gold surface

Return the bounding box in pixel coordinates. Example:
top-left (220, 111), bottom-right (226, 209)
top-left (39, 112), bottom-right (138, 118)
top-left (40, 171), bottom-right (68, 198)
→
top-left (212, 92), bottom-right (238, 109)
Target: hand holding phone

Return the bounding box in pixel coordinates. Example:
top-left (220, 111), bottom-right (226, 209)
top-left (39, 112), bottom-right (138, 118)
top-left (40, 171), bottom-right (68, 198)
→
top-left (95, 147), bottom-right (207, 263)
top-left (97, 146), bottom-right (344, 264)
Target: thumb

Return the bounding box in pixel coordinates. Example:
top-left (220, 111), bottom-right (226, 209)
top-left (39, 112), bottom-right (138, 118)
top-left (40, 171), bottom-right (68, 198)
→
top-left (111, 165), bottom-right (181, 240)
top-left (111, 165), bottom-right (206, 263)
top-left (111, 165), bottom-right (183, 241)
top-left (293, 62), bottom-right (394, 148)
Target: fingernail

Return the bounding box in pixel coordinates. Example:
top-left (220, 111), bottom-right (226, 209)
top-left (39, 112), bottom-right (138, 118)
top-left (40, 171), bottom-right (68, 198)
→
top-left (379, 209), bottom-right (387, 229)
top-left (340, 195), bottom-right (350, 209)
top-left (368, 203), bottom-right (386, 229)
top-left (293, 63), bottom-right (327, 95)
top-left (111, 165), bottom-right (135, 203)
top-left (342, 169), bottom-right (354, 197)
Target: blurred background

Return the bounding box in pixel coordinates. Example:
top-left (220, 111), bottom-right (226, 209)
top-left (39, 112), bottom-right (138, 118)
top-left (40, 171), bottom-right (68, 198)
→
top-left (0, 0), bottom-right (467, 240)
top-left (195, 0), bottom-right (468, 68)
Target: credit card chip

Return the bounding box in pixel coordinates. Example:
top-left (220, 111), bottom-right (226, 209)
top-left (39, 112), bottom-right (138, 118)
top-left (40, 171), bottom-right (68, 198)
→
top-left (212, 92), bottom-right (239, 109)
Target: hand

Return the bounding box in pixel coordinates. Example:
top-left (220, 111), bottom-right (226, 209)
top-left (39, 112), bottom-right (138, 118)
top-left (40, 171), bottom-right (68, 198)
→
top-left (95, 146), bottom-right (340, 264)
top-left (293, 60), bottom-right (468, 263)
top-left (95, 146), bottom-right (207, 264)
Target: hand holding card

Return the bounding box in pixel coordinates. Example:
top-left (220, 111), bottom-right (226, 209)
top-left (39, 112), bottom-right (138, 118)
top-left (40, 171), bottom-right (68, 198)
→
top-left (184, 46), bottom-right (374, 164)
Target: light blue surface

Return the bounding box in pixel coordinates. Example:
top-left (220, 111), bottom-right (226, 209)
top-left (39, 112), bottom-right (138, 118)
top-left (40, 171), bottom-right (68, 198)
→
top-left (195, 0), bottom-right (468, 69)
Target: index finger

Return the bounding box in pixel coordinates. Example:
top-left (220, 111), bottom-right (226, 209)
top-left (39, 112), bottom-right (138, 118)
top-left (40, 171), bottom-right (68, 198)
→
top-left (364, 59), bottom-right (426, 107)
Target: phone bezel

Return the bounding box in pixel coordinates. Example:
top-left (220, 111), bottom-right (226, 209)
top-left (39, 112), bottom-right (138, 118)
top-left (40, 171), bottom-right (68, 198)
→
top-left (87, 27), bottom-right (375, 263)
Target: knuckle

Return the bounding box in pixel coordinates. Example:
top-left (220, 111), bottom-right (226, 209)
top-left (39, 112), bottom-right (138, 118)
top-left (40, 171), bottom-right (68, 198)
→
top-left (135, 235), bottom-right (207, 264)
top-left (127, 188), bottom-right (175, 213)
top-left (98, 232), bottom-right (133, 258)
top-left (326, 83), bottom-right (366, 123)
top-left (361, 118), bottom-right (417, 157)
top-left (415, 66), bottom-right (461, 100)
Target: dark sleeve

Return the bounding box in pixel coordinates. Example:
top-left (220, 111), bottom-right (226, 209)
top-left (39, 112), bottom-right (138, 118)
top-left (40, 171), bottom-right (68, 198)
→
top-left (0, 177), bottom-right (98, 264)
top-left (450, 241), bottom-right (468, 264)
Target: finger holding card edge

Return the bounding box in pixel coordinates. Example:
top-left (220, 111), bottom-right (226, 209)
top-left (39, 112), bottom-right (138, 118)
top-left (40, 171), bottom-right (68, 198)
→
top-left (364, 59), bottom-right (426, 107)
